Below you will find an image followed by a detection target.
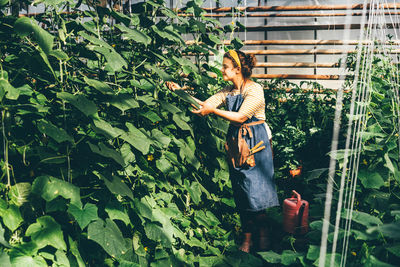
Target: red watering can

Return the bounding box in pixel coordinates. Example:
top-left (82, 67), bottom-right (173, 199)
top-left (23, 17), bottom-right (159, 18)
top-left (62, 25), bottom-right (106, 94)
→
top-left (283, 190), bottom-right (309, 235)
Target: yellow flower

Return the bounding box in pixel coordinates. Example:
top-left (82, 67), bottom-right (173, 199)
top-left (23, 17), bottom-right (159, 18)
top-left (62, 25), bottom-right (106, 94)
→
top-left (351, 251), bottom-right (356, 256)
top-left (147, 154), bottom-right (154, 161)
top-left (144, 247), bottom-right (148, 252)
top-left (112, 44), bottom-right (116, 47)
top-left (231, 21), bottom-right (235, 25)
top-left (363, 159), bottom-right (367, 165)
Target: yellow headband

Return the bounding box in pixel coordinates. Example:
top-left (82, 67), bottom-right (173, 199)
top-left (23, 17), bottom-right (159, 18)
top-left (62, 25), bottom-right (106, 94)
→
top-left (228, 50), bottom-right (241, 68)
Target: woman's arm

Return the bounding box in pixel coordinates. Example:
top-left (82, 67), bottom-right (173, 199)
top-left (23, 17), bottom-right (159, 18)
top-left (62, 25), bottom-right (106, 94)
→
top-left (191, 102), bottom-right (248, 124)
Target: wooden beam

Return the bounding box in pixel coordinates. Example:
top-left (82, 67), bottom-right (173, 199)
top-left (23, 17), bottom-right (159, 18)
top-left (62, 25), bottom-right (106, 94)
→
top-left (265, 88), bottom-right (345, 94)
top-left (185, 40), bottom-right (400, 45)
top-left (199, 3), bottom-right (400, 12)
top-left (184, 49), bottom-right (400, 56)
top-left (252, 74), bottom-right (342, 80)
top-left (256, 62), bottom-right (340, 68)
top-left (246, 49), bottom-right (400, 55)
top-left (196, 11), bottom-right (400, 17)
top-left (246, 49), bottom-right (350, 55)
top-left (243, 23), bottom-right (398, 32)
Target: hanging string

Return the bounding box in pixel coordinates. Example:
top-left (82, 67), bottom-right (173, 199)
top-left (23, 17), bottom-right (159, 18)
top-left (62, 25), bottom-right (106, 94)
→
top-left (318, 0), bottom-right (356, 265)
top-left (329, 2), bottom-right (369, 266)
top-left (244, 0), bottom-right (247, 42)
top-left (340, 2), bottom-right (382, 265)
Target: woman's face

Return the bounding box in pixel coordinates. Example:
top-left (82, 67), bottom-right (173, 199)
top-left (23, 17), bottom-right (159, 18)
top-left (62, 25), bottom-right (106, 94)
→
top-left (221, 57), bottom-right (240, 81)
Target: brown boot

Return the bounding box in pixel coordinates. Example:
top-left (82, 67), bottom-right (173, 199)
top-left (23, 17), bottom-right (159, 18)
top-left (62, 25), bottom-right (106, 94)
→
top-left (258, 226), bottom-right (270, 251)
top-left (239, 232), bottom-right (252, 253)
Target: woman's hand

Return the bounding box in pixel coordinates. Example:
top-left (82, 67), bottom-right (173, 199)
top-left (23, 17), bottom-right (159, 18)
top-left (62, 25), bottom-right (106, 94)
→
top-left (165, 81), bottom-right (181, 91)
top-left (191, 102), bottom-right (215, 116)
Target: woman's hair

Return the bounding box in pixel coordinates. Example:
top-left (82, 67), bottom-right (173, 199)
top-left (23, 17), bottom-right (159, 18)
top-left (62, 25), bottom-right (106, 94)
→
top-left (224, 50), bottom-right (257, 79)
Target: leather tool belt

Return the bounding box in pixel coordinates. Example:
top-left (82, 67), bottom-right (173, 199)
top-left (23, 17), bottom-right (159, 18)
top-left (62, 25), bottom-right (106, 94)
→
top-left (225, 120), bottom-right (265, 168)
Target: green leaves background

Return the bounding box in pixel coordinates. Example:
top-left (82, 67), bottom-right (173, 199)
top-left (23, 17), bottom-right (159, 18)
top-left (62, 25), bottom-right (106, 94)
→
top-left (0, 0), bottom-right (399, 266)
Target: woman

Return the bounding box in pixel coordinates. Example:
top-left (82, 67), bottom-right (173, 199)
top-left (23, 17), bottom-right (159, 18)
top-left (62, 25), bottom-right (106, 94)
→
top-left (166, 50), bottom-right (279, 253)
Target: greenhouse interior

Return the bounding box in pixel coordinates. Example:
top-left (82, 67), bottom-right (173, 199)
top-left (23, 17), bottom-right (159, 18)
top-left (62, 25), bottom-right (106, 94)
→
top-left (0, 0), bottom-right (399, 266)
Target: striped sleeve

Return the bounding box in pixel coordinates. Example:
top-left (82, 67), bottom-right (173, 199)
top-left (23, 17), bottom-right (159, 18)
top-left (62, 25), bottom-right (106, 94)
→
top-left (238, 83), bottom-right (265, 119)
top-left (204, 87), bottom-right (229, 108)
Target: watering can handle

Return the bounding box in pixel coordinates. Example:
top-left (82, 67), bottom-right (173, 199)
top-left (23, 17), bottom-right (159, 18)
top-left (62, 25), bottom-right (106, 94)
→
top-left (292, 190), bottom-right (302, 214)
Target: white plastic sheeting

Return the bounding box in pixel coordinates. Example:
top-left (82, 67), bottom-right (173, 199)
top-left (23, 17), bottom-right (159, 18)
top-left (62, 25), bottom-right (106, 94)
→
top-left (168, 0), bottom-right (399, 89)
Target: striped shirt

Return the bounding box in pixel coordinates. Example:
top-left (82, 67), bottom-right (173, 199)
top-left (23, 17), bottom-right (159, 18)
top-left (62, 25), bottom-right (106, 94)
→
top-left (205, 82), bottom-right (266, 120)
top-left (205, 82), bottom-right (273, 139)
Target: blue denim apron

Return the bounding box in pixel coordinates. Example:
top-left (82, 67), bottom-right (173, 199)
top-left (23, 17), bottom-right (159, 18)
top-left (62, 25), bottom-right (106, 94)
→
top-left (226, 93), bottom-right (279, 212)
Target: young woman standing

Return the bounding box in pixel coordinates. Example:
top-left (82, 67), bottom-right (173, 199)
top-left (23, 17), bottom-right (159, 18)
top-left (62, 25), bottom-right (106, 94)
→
top-left (166, 50), bottom-right (279, 253)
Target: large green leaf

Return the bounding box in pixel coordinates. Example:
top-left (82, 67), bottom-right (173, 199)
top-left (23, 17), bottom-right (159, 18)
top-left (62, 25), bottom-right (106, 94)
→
top-left (120, 143), bottom-right (136, 165)
top-left (32, 176), bottom-right (82, 208)
top-left (68, 236), bottom-right (85, 267)
top-left (68, 203), bottom-right (98, 229)
top-left (178, 141), bottom-right (200, 169)
top-left (313, 253), bottom-right (341, 267)
top-left (386, 243), bottom-right (400, 257)
top-left (0, 251), bottom-right (11, 267)
top-left (144, 64), bottom-right (172, 81)
top-left (0, 79), bottom-right (19, 100)
top-left (110, 10), bottom-right (131, 26)
top-left (95, 172), bottom-right (134, 200)
top-left (84, 76), bottom-right (113, 94)
top-left (37, 120), bottom-right (74, 143)
top-left (78, 31), bottom-right (112, 49)
top-left (139, 110), bottom-right (162, 123)
top-left (110, 94), bottom-right (139, 112)
top-left (105, 201), bottom-right (130, 226)
top-left (280, 250), bottom-right (301, 266)
top-left (151, 129), bottom-right (171, 148)
top-left (151, 25), bottom-right (185, 45)
top-left (48, 49), bottom-right (68, 61)
top-left (306, 245), bottom-right (320, 260)
top-left (185, 180), bottom-right (201, 205)
top-left (369, 221), bottom-right (400, 239)
top-left (25, 216), bottom-right (67, 250)
top-left (0, 224), bottom-right (11, 248)
top-left (88, 219), bottom-right (128, 259)
top-left (33, 0), bottom-right (74, 7)
top-left (92, 46), bottom-right (127, 73)
top-left (91, 119), bottom-right (125, 139)
top-left (384, 153), bottom-right (395, 173)
top-left (0, 200), bottom-right (23, 232)
top-left (160, 101), bottom-right (182, 114)
top-left (364, 255), bottom-right (396, 267)
top-left (115, 24), bottom-right (151, 45)
top-left (121, 123), bottom-right (152, 154)
top-left (349, 210), bottom-right (383, 227)
top-left (0, 0), bottom-right (8, 7)
top-left (57, 92), bottom-right (97, 117)
top-left (131, 79), bottom-right (155, 91)
top-left (88, 142), bottom-right (125, 167)
top-left (173, 114), bottom-right (194, 137)
top-left (10, 255), bottom-right (47, 267)
top-left (134, 199), bottom-right (153, 221)
top-left (14, 17), bottom-right (54, 54)
top-left (257, 251), bottom-right (281, 264)
top-left (156, 157), bottom-right (173, 173)
top-left (144, 222), bottom-right (172, 248)
top-left (358, 169), bottom-right (385, 189)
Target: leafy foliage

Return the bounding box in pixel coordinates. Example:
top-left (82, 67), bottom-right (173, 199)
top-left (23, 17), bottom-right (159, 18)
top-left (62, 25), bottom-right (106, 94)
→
top-left (0, 0), bottom-right (399, 266)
